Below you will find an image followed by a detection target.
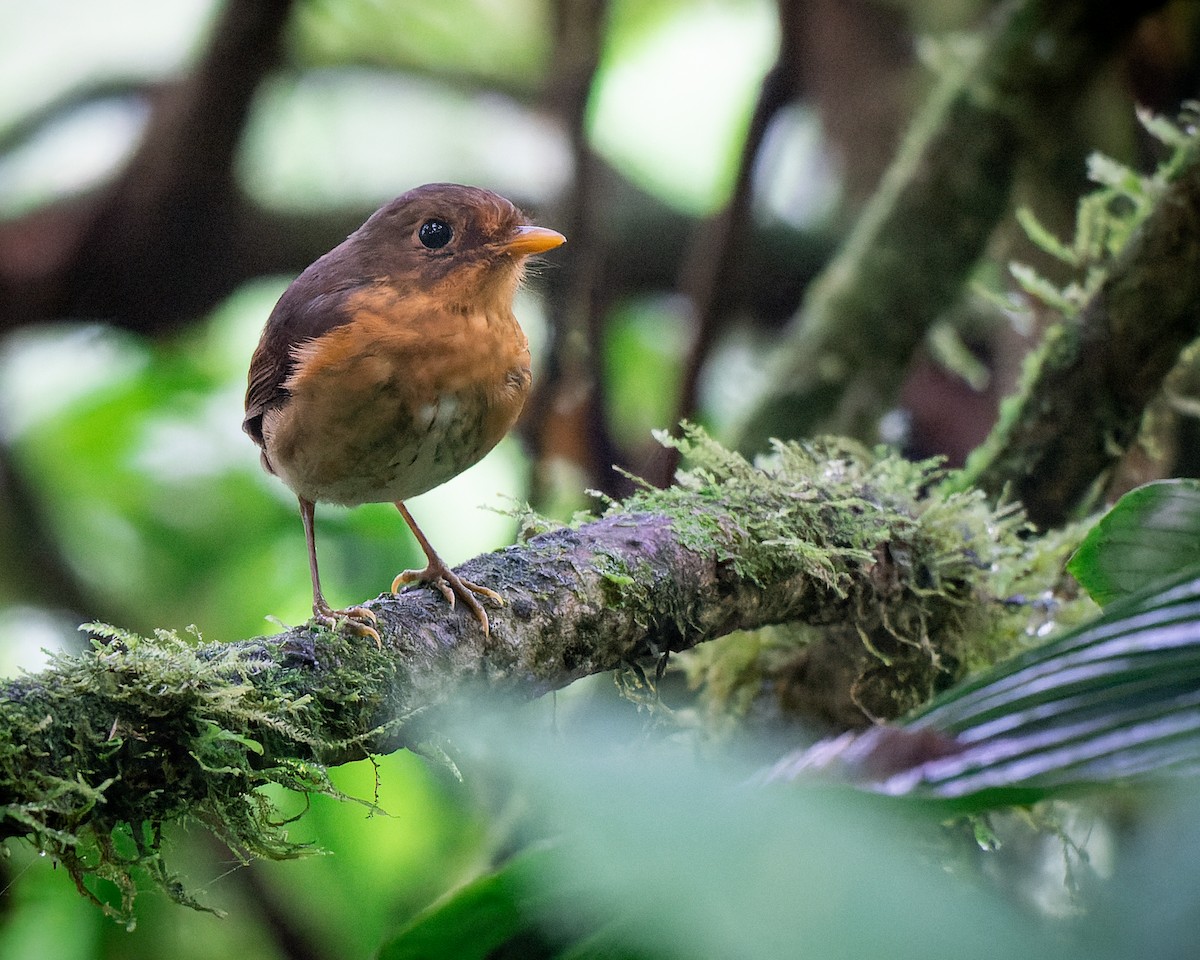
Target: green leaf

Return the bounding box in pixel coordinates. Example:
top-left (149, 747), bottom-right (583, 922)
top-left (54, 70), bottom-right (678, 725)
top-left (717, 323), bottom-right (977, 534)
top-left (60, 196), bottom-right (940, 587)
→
top-left (1067, 479), bottom-right (1200, 605)
top-left (800, 565), bottom-right (1200, 808)
top-left (376, 846), bottom-right (581, 960)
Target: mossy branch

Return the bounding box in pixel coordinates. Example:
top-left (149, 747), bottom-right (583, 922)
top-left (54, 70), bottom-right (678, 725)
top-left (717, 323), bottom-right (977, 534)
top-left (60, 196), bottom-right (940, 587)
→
top-left (0, 429), bottom-right (1047, 919)
top-left (736, 0), bottom-right (1165, 450)
top-left (956, 124), bottom-right (1200, 526)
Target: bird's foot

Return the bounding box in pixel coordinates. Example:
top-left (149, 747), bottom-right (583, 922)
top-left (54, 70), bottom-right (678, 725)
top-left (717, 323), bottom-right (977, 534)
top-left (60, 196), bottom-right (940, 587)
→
top-left (312, 600), bottom-right (381, 648)
top-left (391, 562), bottom-right (502, 637)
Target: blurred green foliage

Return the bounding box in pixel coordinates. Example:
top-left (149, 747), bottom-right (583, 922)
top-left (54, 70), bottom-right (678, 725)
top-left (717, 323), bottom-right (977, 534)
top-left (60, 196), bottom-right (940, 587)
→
top-left (0, 0), bottom-right (778, 954)
top-left (602, 297), bottom-right (687, 448)
top-left (375, 708), bottom-right (1200, 960)
top-left (291, 0), bottom-right (550, 86)
top-left (7, 0), bottom-right (1197, 958)
top-left (589, 0), bottom-right (777, 212)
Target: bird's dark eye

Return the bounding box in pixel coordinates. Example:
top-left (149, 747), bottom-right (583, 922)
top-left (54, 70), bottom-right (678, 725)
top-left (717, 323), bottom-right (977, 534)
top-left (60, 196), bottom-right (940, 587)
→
top-left (418, 218), bottom-right (453, 249)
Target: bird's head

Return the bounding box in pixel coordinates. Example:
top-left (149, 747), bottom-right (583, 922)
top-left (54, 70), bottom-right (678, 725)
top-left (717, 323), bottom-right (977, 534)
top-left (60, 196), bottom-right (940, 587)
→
top-left (356, 183), bottom-right (565, 313)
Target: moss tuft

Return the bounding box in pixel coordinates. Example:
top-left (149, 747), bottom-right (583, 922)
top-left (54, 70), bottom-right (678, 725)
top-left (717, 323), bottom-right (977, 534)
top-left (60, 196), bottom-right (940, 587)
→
top-left (0, 624), bottom-right (366, 927)
top-left (659, 425), bottom-right (1095, 731)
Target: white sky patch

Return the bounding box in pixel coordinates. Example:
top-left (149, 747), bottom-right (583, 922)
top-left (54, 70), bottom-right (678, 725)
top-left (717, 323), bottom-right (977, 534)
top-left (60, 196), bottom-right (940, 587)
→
top-left (0, 325), bottom-right (148, 442)
top-left (588, 1), bottom-right (777, 215)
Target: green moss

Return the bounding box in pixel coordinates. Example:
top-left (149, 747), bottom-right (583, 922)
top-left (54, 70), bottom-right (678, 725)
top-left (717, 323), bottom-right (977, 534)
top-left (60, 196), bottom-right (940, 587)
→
top-left (594, 550), bottom-right (656, 615)
top-left (957, 106), bottom-right (1200, 499)
top-left (660, 425), bottom-right (1094, 731)
top-left (624, 427), bottom-right (892, 592)
top-left (0, 624), bottom-right (371, 927)
top-left (1007, 107), bottom-right (1200, 321)
top-left (0, 428), bottom-right (1101, 921)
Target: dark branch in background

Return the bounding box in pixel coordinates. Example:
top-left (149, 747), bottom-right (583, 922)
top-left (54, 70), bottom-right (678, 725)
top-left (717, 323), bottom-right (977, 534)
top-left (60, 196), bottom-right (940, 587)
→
top-left (0, 0), bottom-right (828, 346)
top-left (525, 0), bottom-right (627, 500)
top-left (64, 0), bottom-right (294, 329)
top-left (736, 0), bottom-right (1169, 452)
top-left (0, 0), bottom-right (296, 332)
top-left (0, 142), bottom-right (822, 333)
top-left (790, 0), bottom-right (913, 210)
top-left (957, 141), bottom-right (1200, 527)
top-left (654, 0), bottom-right (805, 487)
top-left (0, 445), bottom-right (93, 618)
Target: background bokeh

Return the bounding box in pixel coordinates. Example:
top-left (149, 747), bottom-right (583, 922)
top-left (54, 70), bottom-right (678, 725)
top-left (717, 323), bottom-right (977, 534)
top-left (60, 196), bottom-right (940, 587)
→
top-left (2, 1), bottom-right (1200, 957)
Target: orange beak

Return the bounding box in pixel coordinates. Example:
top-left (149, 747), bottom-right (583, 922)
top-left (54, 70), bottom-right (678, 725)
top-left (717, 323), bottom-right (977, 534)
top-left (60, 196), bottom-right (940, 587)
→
top-left (501, 224), bottom-right (566, 257)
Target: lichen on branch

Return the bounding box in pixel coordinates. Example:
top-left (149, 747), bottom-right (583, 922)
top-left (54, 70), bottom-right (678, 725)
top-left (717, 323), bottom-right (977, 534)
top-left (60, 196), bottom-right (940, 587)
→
top-left (956, 106), bottom-right (1200, 526)
top-left (735, 0), bottom-right (1168, 451)
top-left (0, 427), bottom-right (1066, 920)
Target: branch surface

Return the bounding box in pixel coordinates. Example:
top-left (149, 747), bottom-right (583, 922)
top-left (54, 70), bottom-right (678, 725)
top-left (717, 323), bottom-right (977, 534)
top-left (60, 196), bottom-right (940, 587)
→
top-left (0, 434), bottom-right (1033, 916)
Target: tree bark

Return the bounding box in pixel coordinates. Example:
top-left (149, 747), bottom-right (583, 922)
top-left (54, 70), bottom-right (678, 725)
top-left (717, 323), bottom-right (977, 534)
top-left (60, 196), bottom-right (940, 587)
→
top-left (0, 435), bottom-right (1026, 905)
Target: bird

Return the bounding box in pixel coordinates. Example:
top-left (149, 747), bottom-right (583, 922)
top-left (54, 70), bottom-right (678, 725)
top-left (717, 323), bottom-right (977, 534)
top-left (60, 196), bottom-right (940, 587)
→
top-left (243, 183), bottom-right (565, 642)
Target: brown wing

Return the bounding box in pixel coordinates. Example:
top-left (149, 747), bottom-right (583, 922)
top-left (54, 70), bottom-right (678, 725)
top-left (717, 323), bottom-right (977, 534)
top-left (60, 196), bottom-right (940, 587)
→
top-left (243, 254), bottom-right (370, 464)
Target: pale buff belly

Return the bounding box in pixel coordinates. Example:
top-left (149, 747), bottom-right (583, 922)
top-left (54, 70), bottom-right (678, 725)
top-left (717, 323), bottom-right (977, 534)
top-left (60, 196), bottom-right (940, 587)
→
top-left (262, 303), bottom-right (531, 507)
top-left (263, 372), bottom-right (508, 507)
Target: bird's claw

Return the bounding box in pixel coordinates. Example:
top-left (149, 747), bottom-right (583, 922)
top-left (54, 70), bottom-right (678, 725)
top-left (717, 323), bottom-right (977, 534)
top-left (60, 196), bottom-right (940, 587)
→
top-left (312, 602), bottom-right (381, 648)
top-left (432, 578), bottom-right (457, 609)
top-left (391, 566), bottom-right (503, 637)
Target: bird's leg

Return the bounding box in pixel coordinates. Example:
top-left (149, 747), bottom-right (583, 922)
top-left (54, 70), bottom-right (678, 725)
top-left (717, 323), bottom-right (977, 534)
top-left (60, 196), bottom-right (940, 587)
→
top-left (390, 501), bottom-right (502, 636)
top-left (299, 497), bottom-right (380, 646)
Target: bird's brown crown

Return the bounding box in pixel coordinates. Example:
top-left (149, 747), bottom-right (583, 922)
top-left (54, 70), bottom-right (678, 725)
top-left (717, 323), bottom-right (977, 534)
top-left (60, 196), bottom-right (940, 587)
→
top-left (353, 183), bottom-right (536, 312)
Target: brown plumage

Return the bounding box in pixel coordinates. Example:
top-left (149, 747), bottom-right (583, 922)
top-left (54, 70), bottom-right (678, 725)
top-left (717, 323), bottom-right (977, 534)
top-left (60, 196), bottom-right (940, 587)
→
top-left (244, 183), bottom-right (565, 641)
